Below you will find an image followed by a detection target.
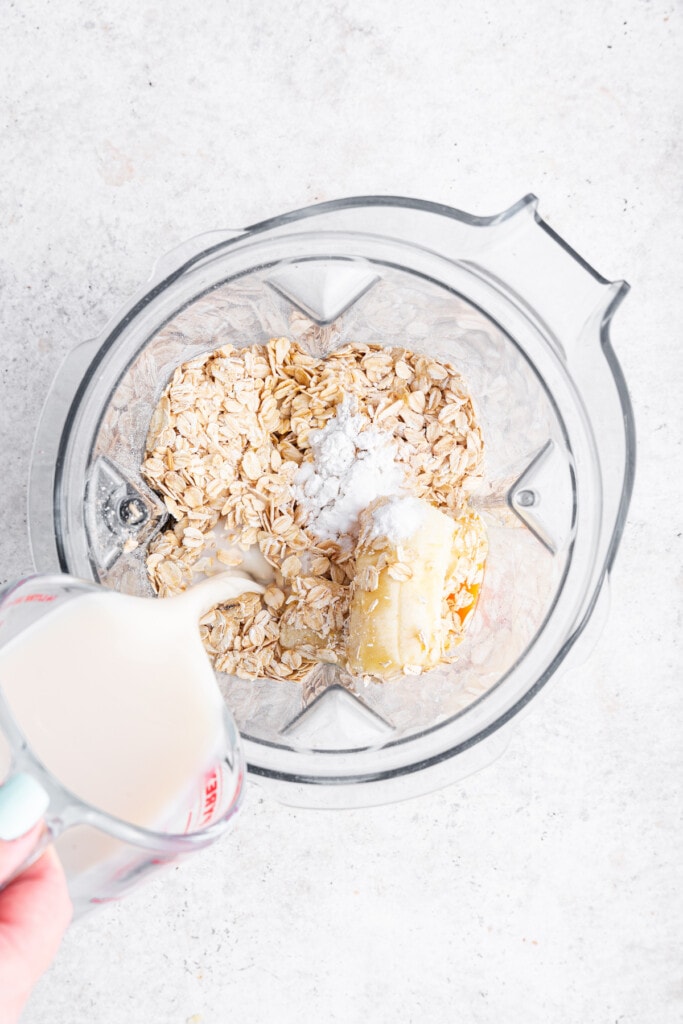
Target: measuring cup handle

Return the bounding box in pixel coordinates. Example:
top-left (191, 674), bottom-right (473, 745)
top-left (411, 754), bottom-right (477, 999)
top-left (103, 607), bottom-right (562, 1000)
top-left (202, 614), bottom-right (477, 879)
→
top-left (0, 772), bottom-right (52, 892)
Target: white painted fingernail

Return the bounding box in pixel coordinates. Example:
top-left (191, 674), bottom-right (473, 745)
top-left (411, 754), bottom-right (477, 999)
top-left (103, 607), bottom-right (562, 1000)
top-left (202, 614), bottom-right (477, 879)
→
top-left (0, 773), bottom-right (50, 841)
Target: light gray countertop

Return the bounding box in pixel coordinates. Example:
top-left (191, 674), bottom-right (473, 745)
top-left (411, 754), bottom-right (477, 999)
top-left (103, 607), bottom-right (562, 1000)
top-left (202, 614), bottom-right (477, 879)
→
top-left (0, 1), bottom-right (681, 1021)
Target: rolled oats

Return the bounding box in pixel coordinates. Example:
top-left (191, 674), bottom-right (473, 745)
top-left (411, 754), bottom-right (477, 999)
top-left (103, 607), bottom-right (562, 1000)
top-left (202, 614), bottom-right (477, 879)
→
top-left (143, 337), bottom-right (485, 683)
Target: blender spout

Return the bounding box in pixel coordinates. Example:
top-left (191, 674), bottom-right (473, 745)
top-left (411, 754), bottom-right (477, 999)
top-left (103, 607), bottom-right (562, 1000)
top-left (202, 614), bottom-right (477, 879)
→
top-left (472, 198), bottom-right (630, 355)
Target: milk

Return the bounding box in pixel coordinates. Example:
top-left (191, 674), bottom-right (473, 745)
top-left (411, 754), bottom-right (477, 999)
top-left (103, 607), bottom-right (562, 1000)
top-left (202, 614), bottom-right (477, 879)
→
top-left (0, 575), bottom-right (261, 868)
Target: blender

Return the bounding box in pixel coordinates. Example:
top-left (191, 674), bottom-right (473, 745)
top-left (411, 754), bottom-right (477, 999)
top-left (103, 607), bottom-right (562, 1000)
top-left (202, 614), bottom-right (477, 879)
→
top-left (25, 195), bottom-right (635, 810)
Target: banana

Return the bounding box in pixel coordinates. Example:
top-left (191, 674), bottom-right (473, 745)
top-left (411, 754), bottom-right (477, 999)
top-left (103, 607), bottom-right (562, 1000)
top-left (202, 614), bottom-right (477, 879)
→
top-left (347, 496), bottom-right (487, 680)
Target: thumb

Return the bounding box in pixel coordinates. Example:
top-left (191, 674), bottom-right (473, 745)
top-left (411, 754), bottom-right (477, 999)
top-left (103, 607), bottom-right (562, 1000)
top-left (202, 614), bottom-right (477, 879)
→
top-left (0, 823), bottom-right (46, 886)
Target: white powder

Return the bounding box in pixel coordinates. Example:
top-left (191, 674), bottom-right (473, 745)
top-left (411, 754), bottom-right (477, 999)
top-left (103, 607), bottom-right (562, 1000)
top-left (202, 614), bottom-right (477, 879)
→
top-left (366, 495), bottom-right (429, 543)
top-left (294, 398), bottom-right (405, 542)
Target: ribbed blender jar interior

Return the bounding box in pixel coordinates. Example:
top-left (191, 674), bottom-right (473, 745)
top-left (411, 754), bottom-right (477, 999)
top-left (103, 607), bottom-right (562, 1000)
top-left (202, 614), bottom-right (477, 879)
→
top-left (52, 247), bottom-right (579, 772)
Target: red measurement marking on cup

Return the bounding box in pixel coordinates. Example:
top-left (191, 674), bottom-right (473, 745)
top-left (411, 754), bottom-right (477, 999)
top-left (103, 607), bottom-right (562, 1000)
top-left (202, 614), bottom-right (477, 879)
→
top-left (7, 593), bottom-right (57, 607)
top-left (184, 764), bottom-right (224, 833)
top-left (202, 771), bottom-right (220, 825)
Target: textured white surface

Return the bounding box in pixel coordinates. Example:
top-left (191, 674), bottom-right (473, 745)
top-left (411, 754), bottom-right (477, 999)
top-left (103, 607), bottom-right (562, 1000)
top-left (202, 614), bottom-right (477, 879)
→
top-left (0, 0), bottom-right (681, 1021)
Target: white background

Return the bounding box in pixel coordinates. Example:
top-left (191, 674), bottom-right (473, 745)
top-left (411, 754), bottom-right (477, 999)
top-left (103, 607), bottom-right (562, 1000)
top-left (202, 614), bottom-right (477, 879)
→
top-left (0, 1), bottom-right (681, 1021)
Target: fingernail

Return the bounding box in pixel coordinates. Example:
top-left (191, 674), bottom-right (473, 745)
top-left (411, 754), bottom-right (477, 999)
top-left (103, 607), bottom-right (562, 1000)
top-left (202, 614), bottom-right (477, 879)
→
top-left (0, 773), bottom-right (50, 841)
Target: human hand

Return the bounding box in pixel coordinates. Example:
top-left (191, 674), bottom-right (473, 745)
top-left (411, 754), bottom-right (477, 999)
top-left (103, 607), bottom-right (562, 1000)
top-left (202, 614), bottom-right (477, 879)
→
top-left (0, 826), bottom-right (72, 1024)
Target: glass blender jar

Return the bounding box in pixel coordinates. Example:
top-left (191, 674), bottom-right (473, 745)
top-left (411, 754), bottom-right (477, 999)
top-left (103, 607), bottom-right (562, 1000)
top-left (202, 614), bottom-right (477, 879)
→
top-left (27, 196), bottom-right (635, 808)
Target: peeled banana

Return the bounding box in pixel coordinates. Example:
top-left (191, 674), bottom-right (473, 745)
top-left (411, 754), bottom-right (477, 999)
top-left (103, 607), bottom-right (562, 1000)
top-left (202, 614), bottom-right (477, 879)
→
top-left (347, 496), bottom-right (487, 680)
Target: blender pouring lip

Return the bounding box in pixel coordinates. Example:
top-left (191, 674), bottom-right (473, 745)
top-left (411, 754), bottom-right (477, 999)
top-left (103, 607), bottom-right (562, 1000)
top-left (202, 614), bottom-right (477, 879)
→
top-left (27, 196), bottom-right (636, 806)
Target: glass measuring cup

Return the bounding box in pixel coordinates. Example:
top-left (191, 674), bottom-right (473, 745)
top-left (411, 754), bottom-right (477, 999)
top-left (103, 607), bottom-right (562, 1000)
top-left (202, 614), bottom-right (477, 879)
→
top-left (0, 574), bottom-right (246, 916)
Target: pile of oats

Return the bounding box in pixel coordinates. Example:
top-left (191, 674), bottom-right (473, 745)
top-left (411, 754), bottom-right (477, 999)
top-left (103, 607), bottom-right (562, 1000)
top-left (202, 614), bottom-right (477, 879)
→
top-left (141, 337), bottom-right (484, 682)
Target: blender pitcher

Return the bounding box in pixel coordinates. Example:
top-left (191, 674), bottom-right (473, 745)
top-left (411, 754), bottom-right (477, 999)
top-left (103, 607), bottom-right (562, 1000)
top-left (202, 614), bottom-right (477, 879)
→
top-left (0, 574), bottom-right (246, 916)
top-left (27, 195), bottom-right (636, 808)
